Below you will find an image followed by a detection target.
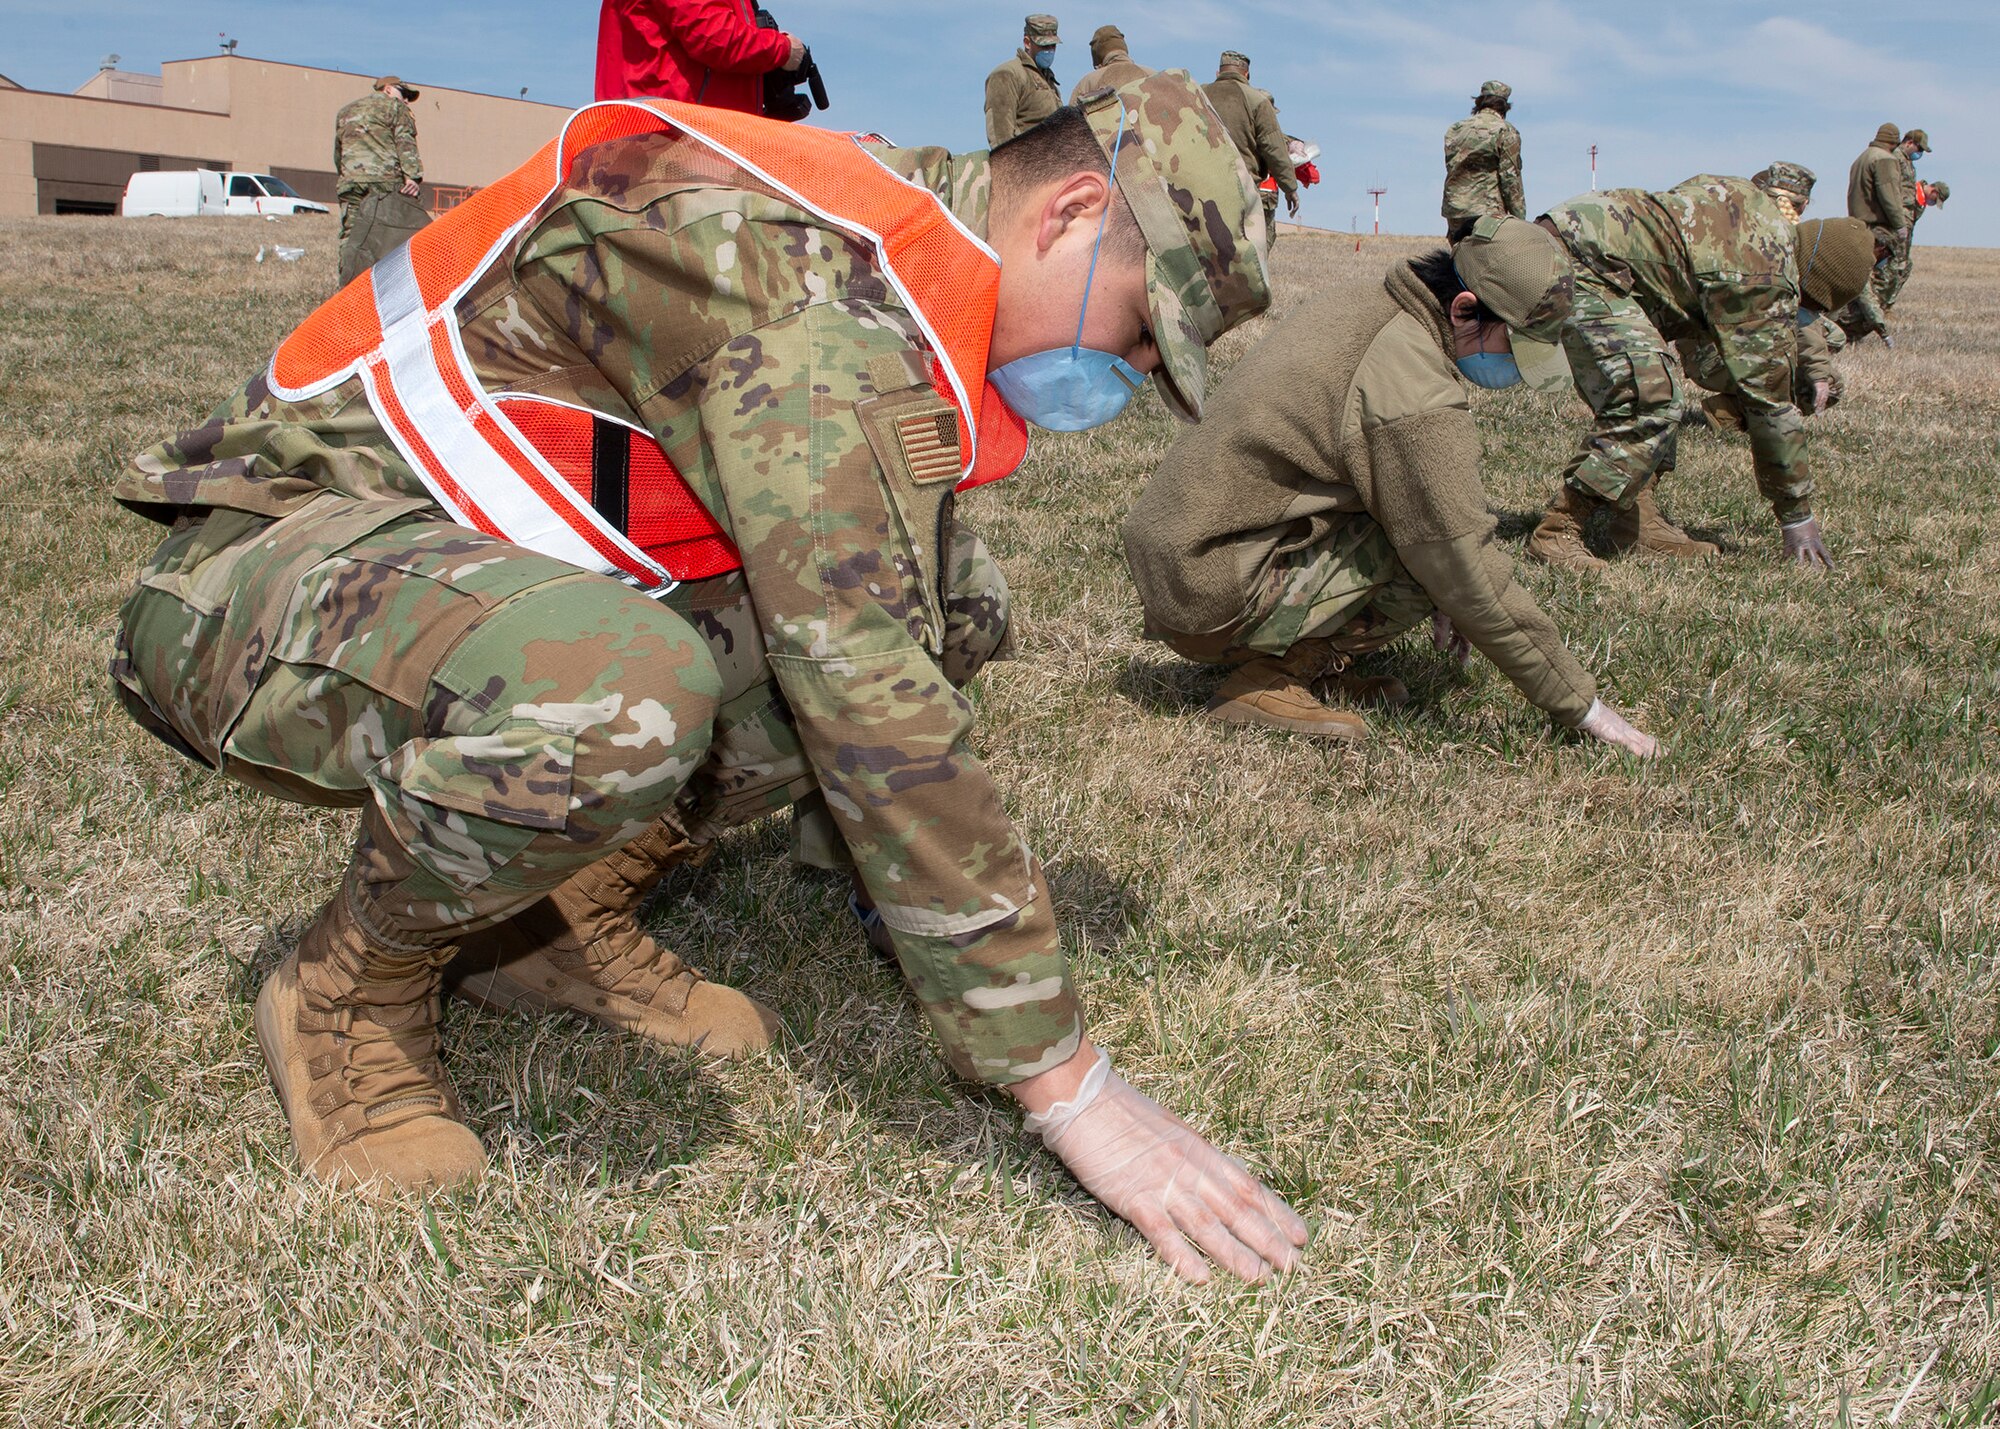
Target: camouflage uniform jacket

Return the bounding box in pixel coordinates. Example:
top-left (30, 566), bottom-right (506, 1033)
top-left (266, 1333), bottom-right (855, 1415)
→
top-left (1544, 175), bottom-right (1811, 520)
top-left (1847, 140), bottom-right (1910, 233)
top-left (1441, 108), bottom-right (1524, 224)
top-left (1200, 76), bottom-right (1297, 197)
top-left (334, 91), bottom-right (422, 191)
top-left (984, 51), bottom-right (1061, 145)
top-left (113, 132), bottom-right (1085, 1087)
top-left (1069, 55), bottom-right (1153, 104)
top-left (1123, 262), bottom-right (1596, 725)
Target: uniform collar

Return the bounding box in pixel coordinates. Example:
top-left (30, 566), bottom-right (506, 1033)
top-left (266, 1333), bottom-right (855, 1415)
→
top-left (863, 144), bottom-right (992, 243)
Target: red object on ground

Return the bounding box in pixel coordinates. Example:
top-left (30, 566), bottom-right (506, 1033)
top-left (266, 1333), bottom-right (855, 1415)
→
top-left (595, 0), bottom-right (793, 111)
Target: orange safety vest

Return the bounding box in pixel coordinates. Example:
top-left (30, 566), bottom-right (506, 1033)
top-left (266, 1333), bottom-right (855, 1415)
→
top-left (268, 99), bottom-right (1028, 592)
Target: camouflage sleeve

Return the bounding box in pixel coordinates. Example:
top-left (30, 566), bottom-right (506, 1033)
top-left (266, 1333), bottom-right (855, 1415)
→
top-left (1251, 95), bottom-right (1297, 195)
top-left (1704, 288), bottom-right (1812, 522)
top-left (395, 106), bottom-right (422, 185)
top-left (1795, 317), bottom-right (1837, 408)
top-left (701, 303), bottom-right (1083, 1085)
top-left (1500, 124), bottom-right (1526, 220)
top-left (984, 68), bottom-right (1016, 147)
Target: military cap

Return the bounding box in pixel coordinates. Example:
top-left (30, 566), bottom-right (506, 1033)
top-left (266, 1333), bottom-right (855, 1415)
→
top-left (1796, 218), bottom-right (1876, 314)
top-left (1755, 161), bottom-right (1816, 201)
top-left (1024, 14), bottom-right (1059, 44)
top-left (1452, 215), bottom-right (1573, 342)
top-left (1217, 50), bottom-right (1251, 75)
top-left (1904, 127), bottom-right (1931, 151)
top-left (376, 74), bottom-right (418, 100)
top-left (1928, 180), bottom-right (1950, 203)
top-left (1075, 71), bottom-right (1271, 421)
top-left (1477, 80), bottom-right (1513, 103)
top-left (1090, 24), bottom-right (1127, 66)
top-left (1873, 121), bottom-right (1901, 145)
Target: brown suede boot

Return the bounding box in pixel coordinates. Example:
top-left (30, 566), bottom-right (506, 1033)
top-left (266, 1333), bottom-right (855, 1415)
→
top-left (446, 818), bottom-right (781, 1058)
top-left (1205, 641), bottom-right (1369, 741)
top-left (1525, 486), bottom-right (1607, 571)
top-left (1608, 487), bottom-right (1719, 559)
top-left (254, 875), bottom-right (486, 1191)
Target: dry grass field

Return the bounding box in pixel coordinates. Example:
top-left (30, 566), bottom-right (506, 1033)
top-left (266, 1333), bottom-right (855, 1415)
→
top-left (2, 212), bottom-right (1997, 1427)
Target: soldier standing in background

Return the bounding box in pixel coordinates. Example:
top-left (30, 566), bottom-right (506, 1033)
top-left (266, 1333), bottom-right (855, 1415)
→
top-left (1523, 177), bottom-right (1876, 574)
top-left (1875, 130), bottom-right (1935, 314)
top-left (333, 76), bottom-right (423, 286)
top-left (1441, 81), bottom-right (1525, 229)
top-left (984, 15), bottom-right (1062, 145)
top-left (1202, 51), bottom-right (1297, 231)
top-left (1843, 122), bottom-right (1917, 347)
top-left (1069, 24), bottom-right (1151, 101)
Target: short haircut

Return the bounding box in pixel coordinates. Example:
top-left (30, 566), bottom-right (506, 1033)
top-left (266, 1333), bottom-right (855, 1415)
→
top-left (1409, 247), bottom-right (1500, 325)
top-left (991, 106), bottom-right (1145, 259)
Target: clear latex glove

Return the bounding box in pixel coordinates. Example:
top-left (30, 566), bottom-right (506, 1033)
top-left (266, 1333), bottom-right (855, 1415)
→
top-left (783, 35), bottom-right (806, 70)
top-left (1025, 1051), bottom-right (1309, 1284)
top-left (1577, 698), bottom-right (1660, 759)
top-left (1430, 611), bottom-right (1471, 667)
top-left (1781, 515), bottom-right (1835, 571)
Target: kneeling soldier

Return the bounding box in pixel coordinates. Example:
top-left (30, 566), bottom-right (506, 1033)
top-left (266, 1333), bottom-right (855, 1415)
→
top-left (109, 79), bottom-right (1309, 1284)
top-left (1122, 218), bottom-right (1657, 756)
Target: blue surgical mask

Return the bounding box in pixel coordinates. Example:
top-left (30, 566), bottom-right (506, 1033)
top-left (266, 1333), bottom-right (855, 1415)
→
top-left (988, 108), bottom-right (1151, 432)
top-left (1455, 351), bottom-right (1522, 389)
top-left (1033, 47), bottom-right (1056, 70)
top-left (1795, 307), bottom-right (1819, 327)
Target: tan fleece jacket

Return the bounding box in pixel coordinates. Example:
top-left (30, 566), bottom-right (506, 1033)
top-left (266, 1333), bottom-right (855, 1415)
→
top-left (1122, 262), bottom-right (1598, 725)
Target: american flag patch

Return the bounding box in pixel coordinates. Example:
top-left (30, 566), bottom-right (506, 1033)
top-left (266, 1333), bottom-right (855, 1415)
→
top-left (894, 408), bottom-right (962, 485)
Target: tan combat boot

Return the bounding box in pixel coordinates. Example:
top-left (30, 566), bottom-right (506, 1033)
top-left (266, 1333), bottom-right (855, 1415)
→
top-left (446, 818), bottom-right (781, 1058)
top-left (1525, 486), bottom-right (1607, 571)
top-left (1608, 487), bottom-right (1719, 559)
top-left (255, 876), bottom-right (486, 1191)
top-left (1205, 640), bottom-right (1370, 741)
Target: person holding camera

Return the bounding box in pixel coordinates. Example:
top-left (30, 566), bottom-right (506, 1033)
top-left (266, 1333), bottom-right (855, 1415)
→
top-left (595, 0), bottom-right (805, 112)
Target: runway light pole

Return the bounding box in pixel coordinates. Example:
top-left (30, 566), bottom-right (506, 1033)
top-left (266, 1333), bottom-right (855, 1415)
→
top-left (1367, 186), bottom-right (1387, 236)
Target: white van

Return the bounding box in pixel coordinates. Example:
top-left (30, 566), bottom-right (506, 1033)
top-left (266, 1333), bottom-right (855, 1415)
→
top-left (122, 169), bottom-right (226, 217)
top-left (121, 169), bottom-right (330, 218)
top-left (221, 172), bottom-right (330, 217)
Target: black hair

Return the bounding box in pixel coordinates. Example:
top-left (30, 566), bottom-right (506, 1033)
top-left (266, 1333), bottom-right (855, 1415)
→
top-left (991, 106), bottom-right (1145, 259)
top-left (1409, 247), bottom-right (1500, 325)
top-left (1473, 95), bottom-right (1511, 117)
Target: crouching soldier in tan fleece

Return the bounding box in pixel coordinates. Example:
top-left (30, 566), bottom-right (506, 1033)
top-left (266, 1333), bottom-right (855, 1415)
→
top-left (1122, 217), bottom-right (1657, 756)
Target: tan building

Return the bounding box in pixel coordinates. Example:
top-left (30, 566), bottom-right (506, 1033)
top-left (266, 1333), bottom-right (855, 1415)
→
top-left (0, 52), bottom-right (571, 217)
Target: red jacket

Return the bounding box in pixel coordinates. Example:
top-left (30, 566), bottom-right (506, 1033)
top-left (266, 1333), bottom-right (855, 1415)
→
top-left (595, 0), bottom-right (793, 111)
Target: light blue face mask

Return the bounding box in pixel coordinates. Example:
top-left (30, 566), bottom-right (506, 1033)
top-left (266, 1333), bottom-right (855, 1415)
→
top-left (987, 108), bottom-right (1151, 432)
top-left (1795, 307), bottom-right (1819, 328)
top-left (1456, 351), bottom-right (1523, 389)
top-left (1033, 47), bottom-right (1056, 70)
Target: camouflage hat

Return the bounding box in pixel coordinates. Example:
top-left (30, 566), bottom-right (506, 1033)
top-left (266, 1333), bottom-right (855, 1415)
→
top-left (1477, 80), bottom-right (1512, 103)
top-left (1077, 72), bottom-right (1270, 421)
top-left (1452, 215), bottom-right (1573, 342)
top-left (1090, 25), bottom-right (1127, 66)
top-left (1873, 121), bottom-right (1901, 145)
top-left (1024, 14), bottom-right (1059, 44)
top-left (1928, 180), bottom-right (1950, 203)
top-left (1217, 51), bottom-right (1251, 76)
top-left (376, 74), bottom-right (418, 100)
top-left (1754, 160), bottom-right (1816, 201)
top-left (1904, 127), bottom-right (1931, 152)
top-left (1796, 218), bottom-right (1875, 313)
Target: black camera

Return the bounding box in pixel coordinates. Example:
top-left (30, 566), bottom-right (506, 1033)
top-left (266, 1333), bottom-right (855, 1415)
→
top-left (756, 7), bottom-right (829, 122)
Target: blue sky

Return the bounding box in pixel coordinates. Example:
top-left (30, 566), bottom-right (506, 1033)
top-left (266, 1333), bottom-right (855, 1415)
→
top-left (4, 1), bottom-right (1992, 244)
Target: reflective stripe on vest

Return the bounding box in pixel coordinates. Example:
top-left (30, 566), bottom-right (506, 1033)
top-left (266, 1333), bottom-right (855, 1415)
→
top-left (268, 98), bottom-right (1026, 592)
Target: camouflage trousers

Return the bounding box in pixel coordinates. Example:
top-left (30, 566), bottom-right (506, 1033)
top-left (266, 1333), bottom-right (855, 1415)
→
top-left (1876, 238), bottom-right (1914, 312)
top-left (1261, 188), bottom-right (1281, 244)
top-left (1147, 517), bottom-right (1434, 667)
top-left (1559, 275), bottom-right (1682, 508)
top-left (111, 496), bottom-right (1011, 943)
